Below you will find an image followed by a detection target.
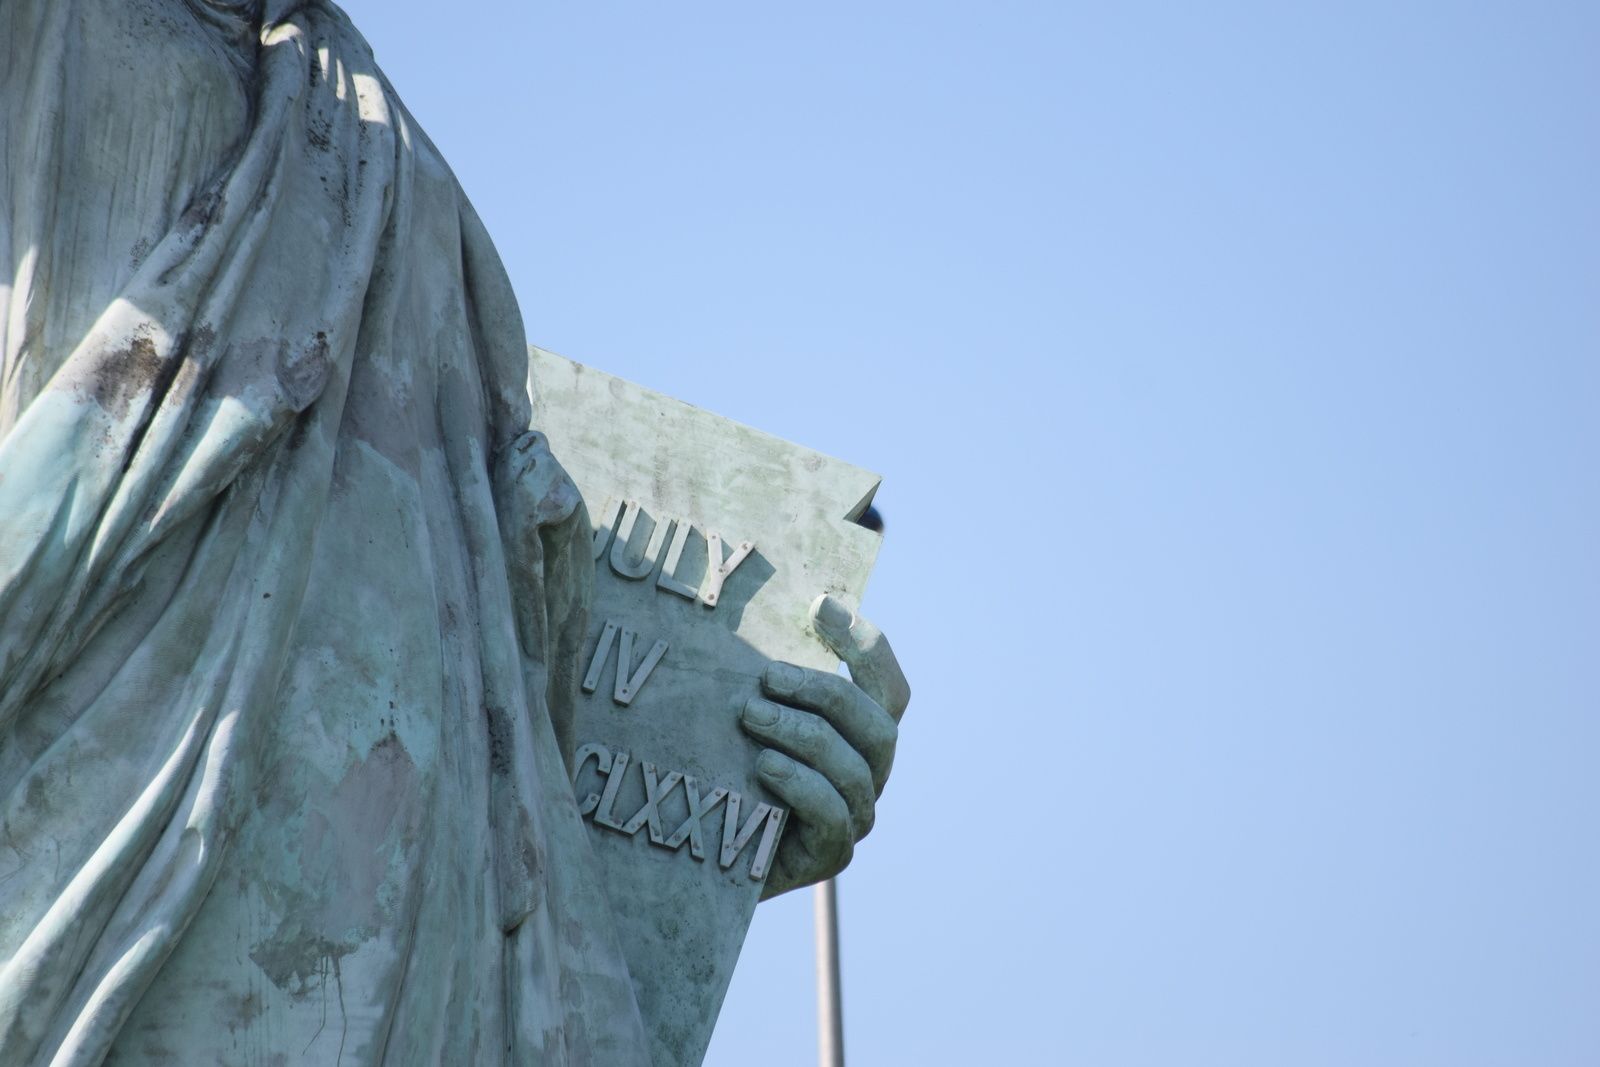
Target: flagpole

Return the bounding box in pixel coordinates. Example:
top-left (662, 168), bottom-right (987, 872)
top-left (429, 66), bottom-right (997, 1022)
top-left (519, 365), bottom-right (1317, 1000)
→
top-left (815, 877), bottom-right (844, 1067)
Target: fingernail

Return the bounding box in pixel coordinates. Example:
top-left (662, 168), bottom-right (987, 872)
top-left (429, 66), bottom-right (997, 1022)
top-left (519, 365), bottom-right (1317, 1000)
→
top-left (758, 750), bottom-right (795, 780)
top-left (812, 594), bottom-right (854, 635)
top-left (764, 663), bottom-right (804, 696)
top-left (743, 699), bottom-right (780, 728)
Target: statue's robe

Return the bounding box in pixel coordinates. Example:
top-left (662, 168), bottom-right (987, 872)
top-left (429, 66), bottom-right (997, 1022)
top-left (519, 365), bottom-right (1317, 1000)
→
top-left (0, 2), bottom-right (651, 1063)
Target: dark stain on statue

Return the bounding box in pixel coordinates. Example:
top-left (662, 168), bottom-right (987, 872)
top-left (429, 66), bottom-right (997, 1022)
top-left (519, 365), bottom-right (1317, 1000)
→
top-left (187, 323), bottom-right (217, 359)
top-left (286, 407), bottom-right (317, 454)
top-left (226, 990), bottom-right (264, 1035)
top-left (277, 331), bottom-right (332, 413)
top-left (306, 109), bottom-right (334, 154)
top-left (23, 774), bottom-right (49, 815)
top-left (250, 731), bottom-right (417, 1004)
top-left (87, 322), bottom-right (217, 421)
top-left (89, 331), bottom-right (168, 419)
top-left (178, 187), bottom-right (223, 233)
top-left (485, 704), bottom-right (513, 776)
top-left (249, 924), bottom-right (354, 1001)
top-left (251, 933), bottom-right (351, 1061)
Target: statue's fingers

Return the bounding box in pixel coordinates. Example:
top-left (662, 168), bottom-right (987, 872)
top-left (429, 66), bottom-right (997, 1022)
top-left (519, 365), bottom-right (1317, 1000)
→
top-left (741, 698), bottom-right (876, 838)
top-left (497, 429), bottom-right (541, 480)
top-left (759, 664), bottom-right (896, 794)
top-left (755, 750), bottom-right (853, 876)
top-left (809, 594), bottom-right (911, 722)
top-left (519, 432), bottom-right (583, 526)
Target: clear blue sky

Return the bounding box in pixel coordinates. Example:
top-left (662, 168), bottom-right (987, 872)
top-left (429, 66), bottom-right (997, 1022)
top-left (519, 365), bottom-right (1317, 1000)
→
top-left (342, 3), bottom-right (1600, 1063)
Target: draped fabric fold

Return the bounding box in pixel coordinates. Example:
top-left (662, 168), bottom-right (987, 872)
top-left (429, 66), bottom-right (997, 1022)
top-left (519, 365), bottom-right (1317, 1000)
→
top-left (0, 2), bottom-right (650, 1062)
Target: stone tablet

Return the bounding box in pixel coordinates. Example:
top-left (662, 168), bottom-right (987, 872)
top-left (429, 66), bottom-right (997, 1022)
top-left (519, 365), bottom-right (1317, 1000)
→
top-left (527, 347), bottom-right (882, 1064)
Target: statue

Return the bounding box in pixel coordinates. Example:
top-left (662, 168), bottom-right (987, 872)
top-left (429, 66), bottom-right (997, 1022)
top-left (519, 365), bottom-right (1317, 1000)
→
top-left (0, 2), bottom-right (910, 1064)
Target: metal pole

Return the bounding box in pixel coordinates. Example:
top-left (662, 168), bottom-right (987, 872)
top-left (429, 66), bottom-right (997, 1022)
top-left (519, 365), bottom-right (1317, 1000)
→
top-left (815, 876), bottom-right (844, 1067)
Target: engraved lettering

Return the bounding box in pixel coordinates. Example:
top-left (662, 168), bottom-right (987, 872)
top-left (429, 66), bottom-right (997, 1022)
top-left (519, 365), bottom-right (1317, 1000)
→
top-left (573, 743), bottom-right (788, 881)
top-left (614, 628), bottom-right (669, 706)
top-left (587, 494), bottom-right (754, 614)
top-left (592, 749), bottom-right (632, 830)
top-left (573, 742), bottom-right (613, 816)
top-left (700, 532), bottom-right (754, 608)
top-left (582, 620), bottom-right (669, 706)
top-left (748, 807), bottom-right (785, 881)
top-left (655, 518), bottom-right (699, 600)
top-left (581, 620), bottom-right (620, 694)
top-left (719, 790), bottom-right (775, 870)
top-left (620, 762), bottom-right (686, 844)
top-left (663, 777), bottom-right (729, 860)
top-left (610, 500), bottom-right (670, 580)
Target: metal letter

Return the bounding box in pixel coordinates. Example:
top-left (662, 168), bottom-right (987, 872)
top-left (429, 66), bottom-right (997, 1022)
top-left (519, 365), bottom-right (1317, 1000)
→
top-left (609, 500), bottom-right (671, 580)
top-left (593, 750), bottom-right (632, 831)
top-left (663, 777), bottom-right (729, 859)
top-left (620, 762), bottom-right (686, 844)
top-left (590, 497), bottom-right (624, 561)
top-left (573, 742), bottom-right (614, 816)
top-left (581, 620), bottom-right (620, 695)
top-left (748, 806), bottom-right (786, 881)
top-left (719, 791), bottom-right (775, 870)
top-left (700, 532), bottom-right (754, 608)
top-left (614, 628), bottom-right (669, 706)
top-left (655, 519), bottom-right (699, 600)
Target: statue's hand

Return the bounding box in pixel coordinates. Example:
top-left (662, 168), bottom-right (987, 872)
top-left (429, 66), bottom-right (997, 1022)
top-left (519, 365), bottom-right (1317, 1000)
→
top-left (494, 430), bottom-right (582, 574)
top-left (492, 430), bottom-right (588, 676)
top-left (740, 594), bottom-right (911, 899)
